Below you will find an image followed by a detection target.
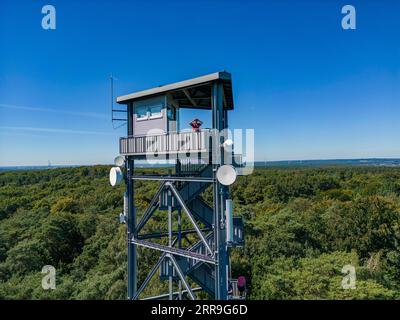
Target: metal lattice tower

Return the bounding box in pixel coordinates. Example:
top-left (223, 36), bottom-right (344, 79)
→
top-left (111, 72), bottom-right (244, 300)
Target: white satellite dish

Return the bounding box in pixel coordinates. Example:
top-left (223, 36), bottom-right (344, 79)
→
top-left (114, 155), bottom-right (125, 167)
top-left (109, 167), bottom-right (123, 186)
top-left (216, 165), bottom-right (237, 186)
top-left (222, 139), bottom-right (234, 149)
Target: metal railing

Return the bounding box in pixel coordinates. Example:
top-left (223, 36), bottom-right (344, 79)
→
top-left (120, 130), bottom-right (213, 156)
top-left (228, 280), bottom-right (246, 300)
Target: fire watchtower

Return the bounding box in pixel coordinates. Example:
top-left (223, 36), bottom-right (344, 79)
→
top-left (111, 72), bottom-right (245, 300)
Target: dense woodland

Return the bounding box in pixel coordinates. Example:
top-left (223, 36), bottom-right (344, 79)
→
top-left (1, 165), bottom-right (400, 299)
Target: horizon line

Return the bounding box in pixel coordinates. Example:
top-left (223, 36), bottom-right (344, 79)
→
top-left (1, 157), bottom-right (400, 168)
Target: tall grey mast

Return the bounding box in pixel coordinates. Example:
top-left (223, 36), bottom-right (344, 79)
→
top-left (111, 72), bottom-right (244, 300)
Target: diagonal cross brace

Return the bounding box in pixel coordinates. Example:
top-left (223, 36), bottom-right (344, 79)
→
top-left (166, 182), bottom-right (213, 256)
top-left (134, 252), bottom-right (167, 300)
top-left (168, 254), bottom-right (196, 300)
top-left (136, 181), bottom-right (166, 233)
top-left (134, 237), bottom-right (179, 300)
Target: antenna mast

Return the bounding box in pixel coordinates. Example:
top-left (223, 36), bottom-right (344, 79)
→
top-left (110, 73), bottom-right (127, 129)
top-left (110, 73), bottom-right (113, 122)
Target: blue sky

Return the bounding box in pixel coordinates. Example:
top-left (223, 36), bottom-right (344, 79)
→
top-left (0, 0), bottom-right (399, 165)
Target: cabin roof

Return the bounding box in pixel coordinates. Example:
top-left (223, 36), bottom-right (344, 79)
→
top-left (116, 71), bottom-right (233, 110)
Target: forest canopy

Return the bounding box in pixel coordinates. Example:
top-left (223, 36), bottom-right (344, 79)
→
top-left (1, 165), bottom-right (400, 299)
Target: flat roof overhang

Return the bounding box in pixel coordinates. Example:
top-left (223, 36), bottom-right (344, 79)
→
top-left (116, 71), bottom-right (233, 110)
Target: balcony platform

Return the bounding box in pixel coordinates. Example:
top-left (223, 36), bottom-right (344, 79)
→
top-left (120, 130), bottom-right (214, 158)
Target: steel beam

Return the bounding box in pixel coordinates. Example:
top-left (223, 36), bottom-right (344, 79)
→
top-left (137, 227), bottom-right (212, 240)
top-left (211, 81), bottom-right (229, 300)
top-left (168, 189), bottom-right (173, 300)
top-left (129, 175), bottom-right (214, 183)
top-left (183, 89), bottom-right (197, 107)
top-left (130, 238), bottom-right (215, 264)
top-left (127, 102), bottom-right (137, 300)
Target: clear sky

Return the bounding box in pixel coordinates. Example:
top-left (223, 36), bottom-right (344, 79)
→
top-left (0, 0), bottom-right (399, 166)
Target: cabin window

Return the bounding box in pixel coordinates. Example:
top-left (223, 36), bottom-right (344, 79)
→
top-left (135, 103), bottom-right (163, 120)
top-left (136, 106), bottom-right (148, 120)
top-left (149, 104), bottom-right (162, 118)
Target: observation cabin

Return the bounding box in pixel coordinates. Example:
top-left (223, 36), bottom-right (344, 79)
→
top-left (117, 71), bottom-right (234, 160)
top-left (111, 72), bottom-right (246, 300)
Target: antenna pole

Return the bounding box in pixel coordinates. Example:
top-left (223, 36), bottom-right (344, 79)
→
top-left (110, 74), bottom-right (113, 122)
